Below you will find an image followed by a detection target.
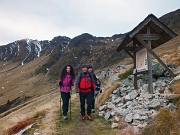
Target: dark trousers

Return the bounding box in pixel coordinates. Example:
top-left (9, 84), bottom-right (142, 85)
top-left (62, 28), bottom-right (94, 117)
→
top-left (61, 92), bottom-right (70, 116)
top-left (91, 91), bottom-right (95, 109)
top-left (80, 92), bottom-right (93, 116)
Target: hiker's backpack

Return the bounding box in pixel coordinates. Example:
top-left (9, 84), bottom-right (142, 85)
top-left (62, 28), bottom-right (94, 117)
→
top-left (79, 73), bottom-right (93, 90)
top-left (96, 79), bottom-right (101, 90)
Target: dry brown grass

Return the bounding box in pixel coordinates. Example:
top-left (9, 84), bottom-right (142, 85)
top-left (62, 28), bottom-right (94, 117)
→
top-left (161, 49), bottom-right (180, 67)
top-left (117, 65), bottom-right (133, 80)
top-left (98, 83), bottom-right (120, 106)
top-left (5, 119), bottom-right (35, 135)
top-left (142, 108), bottom-right (180, 135)
top-left (170, 80), bottom-right (180, 94)
top-left (153, 35), bottom-right (180, 67)
top-left (176, 99), bottom-right (180, 110)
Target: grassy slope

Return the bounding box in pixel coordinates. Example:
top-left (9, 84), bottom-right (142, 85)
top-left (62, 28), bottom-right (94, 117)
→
top-left (0, 54), bottom-right (57, 106)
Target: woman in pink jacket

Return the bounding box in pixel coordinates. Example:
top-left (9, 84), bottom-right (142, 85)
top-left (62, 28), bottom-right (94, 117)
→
top-left (58, 65), bottom-right (75, 120)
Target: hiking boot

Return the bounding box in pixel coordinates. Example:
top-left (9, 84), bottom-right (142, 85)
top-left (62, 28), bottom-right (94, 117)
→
top-left (80, 116), bottom-right (86, 122)
top-left (64, 116), bottom-right (68, 120)
top-left (87, 115), bottom-right (93, 121)
top-left (91, 109), bottom-right (95, 113)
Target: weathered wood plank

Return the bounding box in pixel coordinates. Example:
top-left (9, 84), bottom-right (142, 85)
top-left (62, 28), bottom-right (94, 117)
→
top-left (147, 25), bottom-right (153, 94)
top-left (137, 34), bottom-right (162, 40)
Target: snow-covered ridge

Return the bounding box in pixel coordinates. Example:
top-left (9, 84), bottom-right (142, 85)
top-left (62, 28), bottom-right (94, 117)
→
top-left (0, 36), bottom-right (71, 66)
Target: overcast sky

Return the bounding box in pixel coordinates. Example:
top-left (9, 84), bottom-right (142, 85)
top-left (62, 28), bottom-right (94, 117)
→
top-left (0, 0), bottom-right (179, 45)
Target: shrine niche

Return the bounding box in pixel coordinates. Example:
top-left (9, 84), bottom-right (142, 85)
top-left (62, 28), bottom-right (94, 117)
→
top-left (116, 14), bottom-right (177, 94)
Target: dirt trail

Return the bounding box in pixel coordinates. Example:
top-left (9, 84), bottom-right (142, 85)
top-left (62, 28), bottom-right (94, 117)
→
top-left (0, 91), bottom-right (94, 135)
top-left (74, 116), bottom-right (92, 135)
top-left (39, 96), bottom-right (59, 135)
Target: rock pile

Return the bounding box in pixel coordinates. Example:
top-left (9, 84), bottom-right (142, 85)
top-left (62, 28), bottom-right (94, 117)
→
top-left (97, 65), bottom-right (130, 79)
top-left (99, 74), bottom-right (179, 132)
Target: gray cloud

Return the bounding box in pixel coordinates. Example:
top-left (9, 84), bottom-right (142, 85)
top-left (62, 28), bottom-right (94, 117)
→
top-left (0, 0), bottom-right (179, 45)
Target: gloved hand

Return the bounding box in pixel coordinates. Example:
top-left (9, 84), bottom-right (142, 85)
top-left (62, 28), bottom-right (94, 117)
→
top-left (69, 80), bottom-right (72, 86)
top-left (95, 90), bottom-right (99, 95)
top-left (59, 81), bottom-right (62, 86)
top-left (76, 88), bottom-right (79, 94)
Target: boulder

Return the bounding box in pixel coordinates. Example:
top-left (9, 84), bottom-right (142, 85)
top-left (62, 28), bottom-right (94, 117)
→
top-left (125, 113), bottom-right (133, 123)
top-left (104, 111), bottom-right (111, 120)
top-left (148, 99), bottom-right (161, 109)
top-left (111, 123), bottom-right (119, 129)
top-left (99, 105), bottom-right (107, 111)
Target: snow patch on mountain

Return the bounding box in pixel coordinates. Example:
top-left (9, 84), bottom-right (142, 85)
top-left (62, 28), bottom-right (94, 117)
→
top-left (9, 46), bottom-right (13, 55)
top-left (33, 40), bottom-right (42, 57)
top-left (26, 39), bottom-right (32, 54)
top-left (5, 47), bottom-right (7, 54)
top-left (72, 53), bottom-right (77, 59)
top-left (22, 56), bottom-right (28, 65)
top-left (17, 45), bottom-right (20, 52)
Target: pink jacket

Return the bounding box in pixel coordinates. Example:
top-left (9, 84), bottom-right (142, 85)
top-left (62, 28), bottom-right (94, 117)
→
top-left (58, 73), bottom-right (74, 93)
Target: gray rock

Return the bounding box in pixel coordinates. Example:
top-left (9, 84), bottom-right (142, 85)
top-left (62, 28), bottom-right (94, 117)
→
top-left (99, 105), bottom-right (107, 111)
top-left (133, 114), bottom-right (142, 120)
top-left (121, 92), bottom-right (127, 96)
top-left (125, 113), bottom-right (133, 122)
top-left (125, 95), bottom-right (131, 101)
top-left (111, 123), bottom-right (119, 129)
top-left (107, 102), bottom-right (113, 109)
top-left (112, 89), bottom-right (118, 94)
top-left (142, 84), bottom-right (148, 91)
top-left (152, 62), bottom-right (165, 77)
top-left (114, 116), bottom-right (120, 122)
top-left (112, 97), bottom-right (122, 104)
top-left (172, 66), bottom-right (180, 75)
top-left (110, 111), bottom-right (116, 116)
top-left (117, 109), bottom-right (129, 116)
top-left (117, 102), bottom-right (124, 107)
top-left (121, 87), bottom-right (127, 91)
top-left (133, 126), bottom-right (140, 134)
top-left (148, 99), bottom-right (161, 109)
top-left (99, 111), bottom-right (105, 116)
top-left (167, 103), bottom-right (177, 111)
top-left (129, 91), bottom-right (139, 99)
top-left (112, 95), bottom-right (117, 102)
top-left (104, 111), bottom-right (111, 120)
top-left (164, 87), bottom-right (170, 94)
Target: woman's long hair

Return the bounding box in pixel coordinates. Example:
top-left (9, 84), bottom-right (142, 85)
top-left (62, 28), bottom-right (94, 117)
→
top-left (60, 65), bottom-right (75, 81)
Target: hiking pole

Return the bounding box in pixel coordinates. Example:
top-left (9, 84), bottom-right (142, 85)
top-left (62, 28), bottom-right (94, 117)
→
top-left (60, 93), bottom-right (63, 122)
top-left (96, 92), bottom-right (99, 115)
top-left (69, 91), bottom-right (72, 120)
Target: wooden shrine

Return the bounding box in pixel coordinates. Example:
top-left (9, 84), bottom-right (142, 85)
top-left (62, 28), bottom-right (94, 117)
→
top-left (116, 14), bottom-right (177, 94)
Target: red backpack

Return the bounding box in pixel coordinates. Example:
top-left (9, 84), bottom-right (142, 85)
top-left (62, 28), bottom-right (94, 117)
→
top-left (79, 73), bottom-right (93, 90)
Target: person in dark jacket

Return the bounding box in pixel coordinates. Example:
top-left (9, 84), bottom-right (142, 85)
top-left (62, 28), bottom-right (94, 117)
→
top-left (76, 65), bottom-right (96, 121)
top-left (58, 65), bottom-right (75, 120)
top-left (88, 65), bottom-right (99, 113)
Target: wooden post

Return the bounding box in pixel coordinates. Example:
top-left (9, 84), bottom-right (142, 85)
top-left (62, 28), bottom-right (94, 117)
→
top-left (147, 25), bottom-right (153, 94)
top-left (133, 39), bottom-right (138, 90)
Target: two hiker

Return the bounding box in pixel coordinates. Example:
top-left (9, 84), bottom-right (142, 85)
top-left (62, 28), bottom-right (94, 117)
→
top-left (58, 65), bottom-right (100, 121)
